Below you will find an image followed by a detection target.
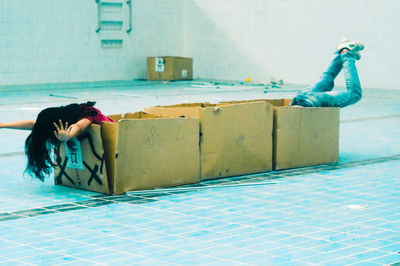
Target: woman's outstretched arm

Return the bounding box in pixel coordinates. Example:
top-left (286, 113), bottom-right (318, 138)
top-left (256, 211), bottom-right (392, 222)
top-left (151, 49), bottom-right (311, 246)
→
top-left (0, 119), bottom-right (36, 130)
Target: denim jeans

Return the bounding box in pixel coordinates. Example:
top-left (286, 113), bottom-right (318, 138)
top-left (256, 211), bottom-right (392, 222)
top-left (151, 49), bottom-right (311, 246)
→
top-left (290, 52), bottom-right (362, 108)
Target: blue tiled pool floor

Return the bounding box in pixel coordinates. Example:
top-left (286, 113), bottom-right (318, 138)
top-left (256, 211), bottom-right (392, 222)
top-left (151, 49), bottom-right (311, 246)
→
top-left (0, 81), bottom-right (399, 265)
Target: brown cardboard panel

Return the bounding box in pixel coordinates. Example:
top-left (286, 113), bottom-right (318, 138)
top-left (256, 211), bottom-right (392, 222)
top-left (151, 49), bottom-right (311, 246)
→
top-left (274, 127), bottom-right (339, 169)
top-left (266, 99), bottom-right (292, 107)
top-left (114, 117), bottom-right (200, 193)
top-left (200, 102), bottom-right (273, 179)
top-left (144, 106), bottom-right (202, 119)
top-left (219, 99), bottom-right (270, 106)
top-left (170, 56), bottom-right (193, 80)
top-left (150, 103), bottom-right (215, 108)
top-left (54, 125), bottom-right (110, 194)
top-left (146, 101), bottom-right (274, 180)
top-left (108, 114), bottom-right (124, 122)
top-left (222, 98), bottom-right (292, 107)
top-left (163, 57), bottom-right (175, 80)
top-left (274, 107), bottom-right (339, 130)
top-left (273, 106), bottom-right (340, 170)
top-left (101, 121), bottom-right (118, 193)
top-left (123, 112), bottom-right (160, 119)
top-left (164, 103), bottom-right (206, 108)
top-left (147, 57), bottom-right (160, 81)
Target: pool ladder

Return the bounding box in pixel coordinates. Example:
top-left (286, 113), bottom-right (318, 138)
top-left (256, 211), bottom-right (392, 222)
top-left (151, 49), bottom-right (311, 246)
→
top-left (95, 0), bottom-right (133, 48)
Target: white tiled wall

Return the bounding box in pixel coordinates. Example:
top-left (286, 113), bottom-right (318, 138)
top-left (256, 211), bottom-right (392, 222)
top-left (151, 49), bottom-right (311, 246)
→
top-left (0, 0), bottom-right (184, 86)
top-left (184, 0), bottom-right (400, 89)
top-left (1, 0), bottom-right (399, 89)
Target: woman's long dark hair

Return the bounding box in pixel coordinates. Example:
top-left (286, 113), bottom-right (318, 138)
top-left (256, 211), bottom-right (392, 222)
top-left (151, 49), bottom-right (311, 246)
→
top-left (24, 101), bottom-right (98, 181)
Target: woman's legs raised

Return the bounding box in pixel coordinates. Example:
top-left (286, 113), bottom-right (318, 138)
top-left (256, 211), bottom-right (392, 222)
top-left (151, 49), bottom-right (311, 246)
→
top-left (325, 51), bottom-right (362, 107)
top-left (309, 52), bottom-right (343, 93)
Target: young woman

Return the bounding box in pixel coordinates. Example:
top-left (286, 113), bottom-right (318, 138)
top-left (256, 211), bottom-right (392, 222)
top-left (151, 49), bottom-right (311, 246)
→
top-left (0, 102), bottom-right (113, 182)
top-left (290, 39), bottom-right (364, 108)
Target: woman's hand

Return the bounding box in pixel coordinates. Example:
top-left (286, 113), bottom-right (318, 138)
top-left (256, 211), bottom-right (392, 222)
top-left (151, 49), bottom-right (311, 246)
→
top-left (54, 120), bottom-right (72, 141)
top-left (53, 118), bottom-right (92, 142)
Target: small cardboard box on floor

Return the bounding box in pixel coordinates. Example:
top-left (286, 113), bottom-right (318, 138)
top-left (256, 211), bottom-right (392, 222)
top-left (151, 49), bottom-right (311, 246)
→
top-left (145, 101), bottom-right (274, 180)
top-left (221, 99), bottom-right (340, 170)
top-left (54, 112), bottom-right (200, 194)
top-left (147, 56), bottom-right (193, 81)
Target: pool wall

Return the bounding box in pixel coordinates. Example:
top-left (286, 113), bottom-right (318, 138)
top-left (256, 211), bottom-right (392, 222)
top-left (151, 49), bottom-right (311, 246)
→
top-left (0, 0), bottom-right (185, 85)
top-left (1, 0), bottom-right (400, 89)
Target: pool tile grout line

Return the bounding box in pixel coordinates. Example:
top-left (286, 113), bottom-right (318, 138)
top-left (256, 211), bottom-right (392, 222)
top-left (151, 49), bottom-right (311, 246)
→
top-left (0, 153), bottom-right (399, 222)
top-left (0, 196), bottom-right (158, 222)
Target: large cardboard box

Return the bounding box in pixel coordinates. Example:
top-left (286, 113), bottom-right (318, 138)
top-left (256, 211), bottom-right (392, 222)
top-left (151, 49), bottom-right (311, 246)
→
top-left (147, 56), bottom-right (193, 81)
top-left (269, 99), bottom-right (340, 170)
top-left (54, 112), bottom-right (200, 194)
top-left (145, 101), bottom-right (274, 180)
top-left (221, 99), bottom-right (340, 170)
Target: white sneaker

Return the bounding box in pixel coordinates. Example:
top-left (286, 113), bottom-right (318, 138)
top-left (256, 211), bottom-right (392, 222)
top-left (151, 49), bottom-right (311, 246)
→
top-left (337, 38), bottom-right (364, 60)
